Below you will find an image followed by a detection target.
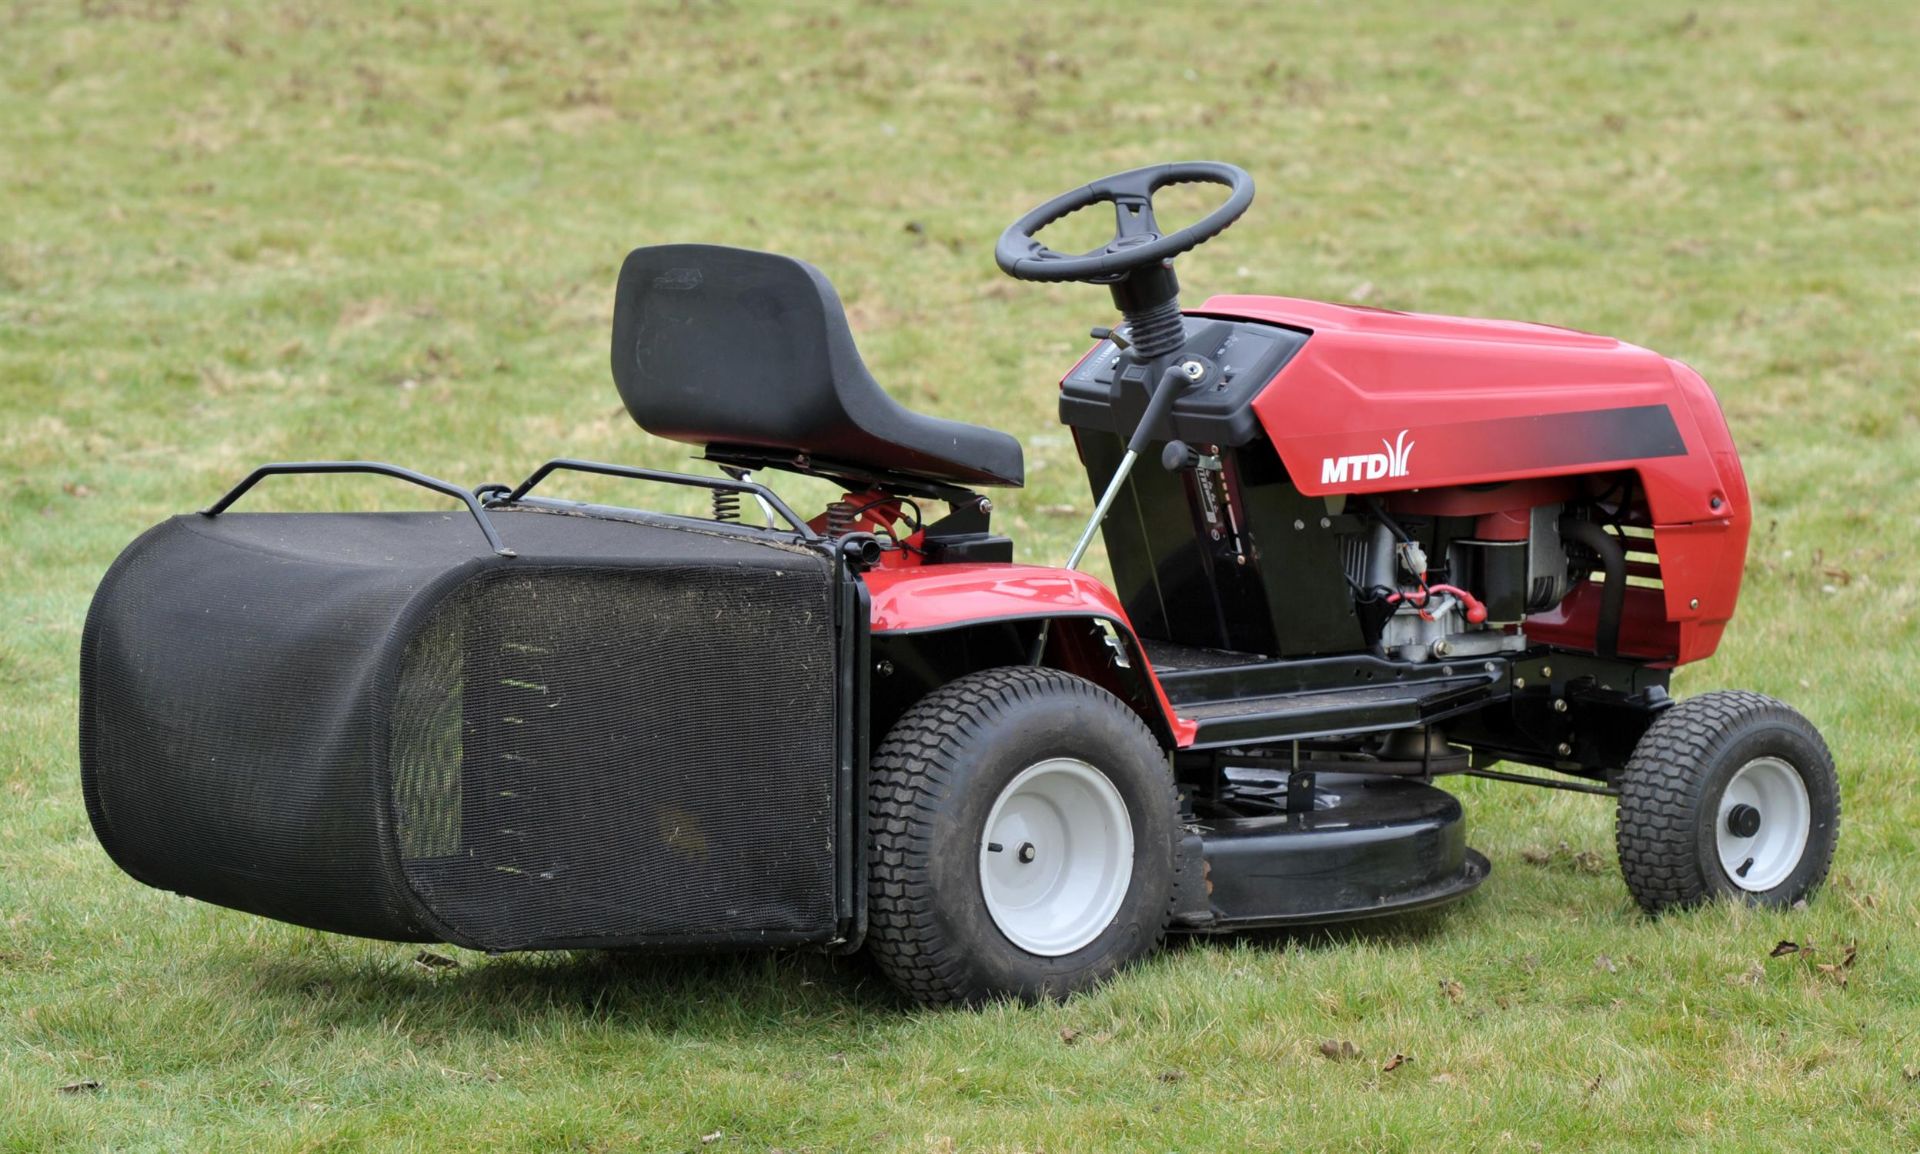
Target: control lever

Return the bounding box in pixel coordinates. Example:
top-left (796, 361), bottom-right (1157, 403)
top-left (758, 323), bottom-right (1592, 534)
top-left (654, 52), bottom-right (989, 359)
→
top-left (1065, 363), bottom-right (1192, 571)
top-left (1032, 363), bottom-right (1194, 667)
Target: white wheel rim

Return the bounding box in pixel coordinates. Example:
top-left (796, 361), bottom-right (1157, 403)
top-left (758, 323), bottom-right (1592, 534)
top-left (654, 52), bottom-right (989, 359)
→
top-left (978, 757), bottom-right (1134, 957)
top-left (1716, 756), bottom-right (1811, 892)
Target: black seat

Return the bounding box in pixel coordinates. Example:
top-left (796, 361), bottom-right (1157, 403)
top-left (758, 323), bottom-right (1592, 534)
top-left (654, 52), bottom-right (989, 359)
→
top-left (611, 244), bottom-right (1024, 490)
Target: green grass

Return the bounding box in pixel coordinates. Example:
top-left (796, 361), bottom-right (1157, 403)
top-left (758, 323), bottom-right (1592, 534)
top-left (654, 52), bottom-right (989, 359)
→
top-left (4, 0), bottom-right (1919, 1149)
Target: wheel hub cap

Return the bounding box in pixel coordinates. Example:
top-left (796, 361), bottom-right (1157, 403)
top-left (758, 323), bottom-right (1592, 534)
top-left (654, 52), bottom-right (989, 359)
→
top-left (1716, 756), bottom-right (1811, 892)
top-left (978, 758), bottom-right (1134, 957)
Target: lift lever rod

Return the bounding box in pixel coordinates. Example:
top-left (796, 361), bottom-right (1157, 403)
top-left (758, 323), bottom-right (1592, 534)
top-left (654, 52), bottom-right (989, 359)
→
top-left (1031, 362), bottom-right (1193, 667)
top-left (1065, 362), bottom-right (1191, 571)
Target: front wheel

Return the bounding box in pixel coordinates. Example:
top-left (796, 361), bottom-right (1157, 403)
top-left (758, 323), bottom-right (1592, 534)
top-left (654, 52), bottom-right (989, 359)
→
top-left (1615, 690), bottom-right (1839, 913)
top-left (866, 666), bottom-right (1180, 1006)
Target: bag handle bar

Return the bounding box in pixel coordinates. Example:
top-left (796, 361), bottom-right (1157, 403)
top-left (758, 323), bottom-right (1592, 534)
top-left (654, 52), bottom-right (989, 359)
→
top-left (200, 461), bottom-right (516, 557)
top-left (494, 457), bottom-right (820, 541)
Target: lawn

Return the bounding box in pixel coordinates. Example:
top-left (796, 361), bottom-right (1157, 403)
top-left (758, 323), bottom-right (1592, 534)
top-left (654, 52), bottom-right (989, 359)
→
top-left (4, 0), bottom-right (1919, 1149)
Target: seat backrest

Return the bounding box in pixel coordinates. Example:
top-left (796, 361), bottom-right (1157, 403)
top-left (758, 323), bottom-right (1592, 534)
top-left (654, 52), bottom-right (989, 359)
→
top-left (610, 244), bottom-right (1023, 489)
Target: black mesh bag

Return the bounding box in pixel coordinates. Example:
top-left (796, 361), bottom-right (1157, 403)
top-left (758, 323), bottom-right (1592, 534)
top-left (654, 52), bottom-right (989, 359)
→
top-left (79, 506), bottom-right (847, 951)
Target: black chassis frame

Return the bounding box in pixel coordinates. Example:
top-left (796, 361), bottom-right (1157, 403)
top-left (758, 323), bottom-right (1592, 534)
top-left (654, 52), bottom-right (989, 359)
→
top-left (1159, 647), bottom-right (1672, 805)
top-left (1152, 647), bottom-right (1671, 762)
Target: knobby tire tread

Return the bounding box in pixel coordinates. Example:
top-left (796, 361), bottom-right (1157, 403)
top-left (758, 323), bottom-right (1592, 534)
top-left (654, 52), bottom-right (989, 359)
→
top-left (1615, 689), bottom-right (1837, 914)
top-left (866, 666), bottom-right (1172, 1005)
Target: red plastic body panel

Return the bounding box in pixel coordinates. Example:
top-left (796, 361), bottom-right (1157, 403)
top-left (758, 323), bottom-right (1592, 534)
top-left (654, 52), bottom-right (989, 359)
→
top-left (1194, 295), bottom-right (1751, 664)
top-left (864, 563), bottom-right (1197, 745)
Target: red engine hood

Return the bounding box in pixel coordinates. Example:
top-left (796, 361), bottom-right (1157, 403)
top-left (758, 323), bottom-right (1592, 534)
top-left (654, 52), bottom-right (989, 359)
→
top-left (1196, 294), bottom-right (1737, 527)
top-left (1191, 293), bottom-right (1751, 665)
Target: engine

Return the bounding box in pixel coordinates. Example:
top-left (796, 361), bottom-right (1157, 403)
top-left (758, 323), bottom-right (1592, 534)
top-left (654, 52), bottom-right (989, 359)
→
top-left (1344, 500), bottom-right (1580, 663)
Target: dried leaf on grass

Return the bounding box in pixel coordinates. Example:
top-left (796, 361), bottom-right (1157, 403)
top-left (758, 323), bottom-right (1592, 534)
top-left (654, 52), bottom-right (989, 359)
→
top-left (1382, 1053), bottom-right (1410, 1072)
top-left (1767, 939), bottom-right (1859, 986)
top-left (413, 950), bottom-right (459, 969)
top-left (1319, 1039), bottom-right (1360, 1062)
top-left (1058, 1027), bottom-right (1079, 1045)
top-left (1818, 943), bottom-right (1860, 986)
top-left (1438, 978), bottom-right (1464, 1002)
top-left (59, 1079), bottom-right (102, 1094)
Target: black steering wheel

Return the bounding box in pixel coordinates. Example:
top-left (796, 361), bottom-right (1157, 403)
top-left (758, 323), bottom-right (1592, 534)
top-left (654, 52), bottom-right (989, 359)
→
top-left (995, 161), bottom-right (1255, 284)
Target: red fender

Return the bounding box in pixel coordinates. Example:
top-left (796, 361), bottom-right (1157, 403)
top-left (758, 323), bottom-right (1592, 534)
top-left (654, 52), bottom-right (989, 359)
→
top-left (863, 563), bottom-right (1197, 746)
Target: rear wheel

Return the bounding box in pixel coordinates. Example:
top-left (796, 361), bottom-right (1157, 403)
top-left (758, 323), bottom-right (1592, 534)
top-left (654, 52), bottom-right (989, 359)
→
top-left (866, 666), bottom-right (1179, 1005)
top-left (1615, 690), bottom-right (1838, 913)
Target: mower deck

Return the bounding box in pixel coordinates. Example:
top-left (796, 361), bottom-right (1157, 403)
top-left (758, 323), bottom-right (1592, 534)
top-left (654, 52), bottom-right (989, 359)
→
top-left (1190, 772), bottom-right (1490, 930)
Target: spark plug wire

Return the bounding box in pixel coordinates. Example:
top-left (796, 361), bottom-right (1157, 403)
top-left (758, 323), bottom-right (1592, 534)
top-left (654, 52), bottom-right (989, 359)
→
top-left (1385, 583), bottom-right (1489, 624)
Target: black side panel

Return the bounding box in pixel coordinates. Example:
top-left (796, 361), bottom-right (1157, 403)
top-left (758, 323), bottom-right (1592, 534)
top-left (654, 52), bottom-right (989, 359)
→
top-left (1079, 430), bottom-right (1250, 650)
top-left (1234, 445), bottom-right (1366, 657)
top-left (1077, 433), bottom-right (1363, 658)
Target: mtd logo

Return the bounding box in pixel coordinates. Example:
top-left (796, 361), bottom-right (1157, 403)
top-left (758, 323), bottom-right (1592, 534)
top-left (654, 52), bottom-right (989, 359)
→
top-left (1320, 430), bottom-right (1415, 486)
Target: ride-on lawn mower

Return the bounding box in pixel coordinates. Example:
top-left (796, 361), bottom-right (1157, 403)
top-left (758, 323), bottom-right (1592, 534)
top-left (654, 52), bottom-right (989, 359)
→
top-left (81, 162), bottom-right (1839, 1005)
